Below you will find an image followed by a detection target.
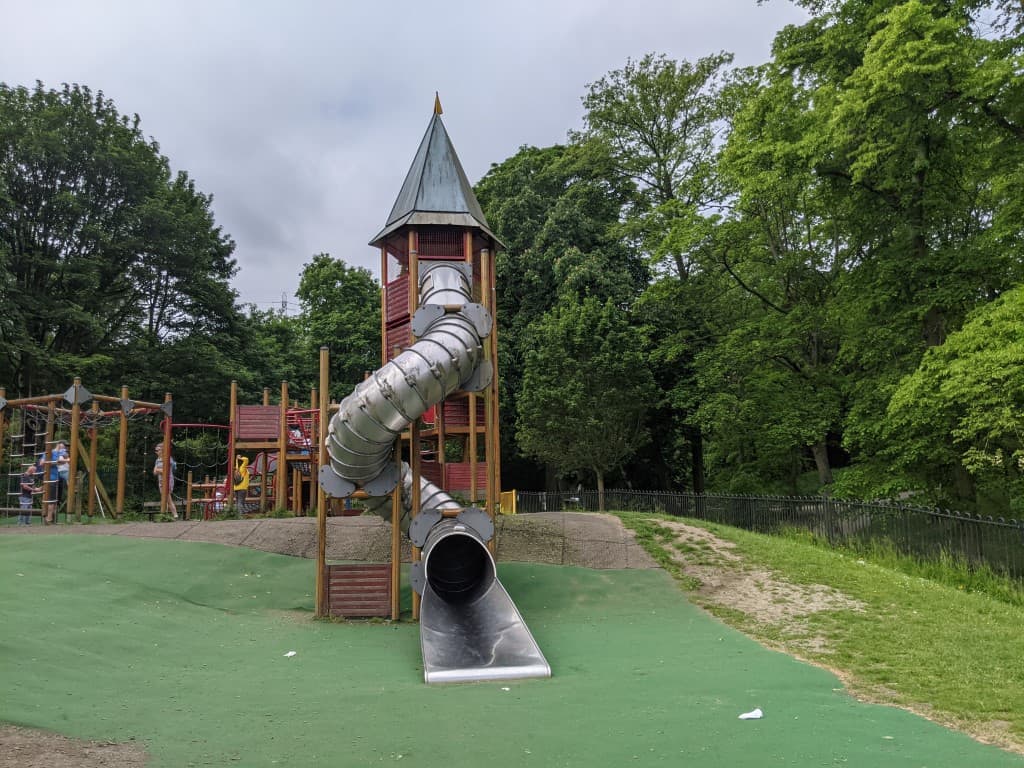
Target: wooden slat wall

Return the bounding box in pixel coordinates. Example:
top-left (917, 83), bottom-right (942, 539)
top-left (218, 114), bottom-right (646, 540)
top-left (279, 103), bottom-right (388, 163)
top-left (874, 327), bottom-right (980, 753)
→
top-left (326, 564), bottom-right (392, 618)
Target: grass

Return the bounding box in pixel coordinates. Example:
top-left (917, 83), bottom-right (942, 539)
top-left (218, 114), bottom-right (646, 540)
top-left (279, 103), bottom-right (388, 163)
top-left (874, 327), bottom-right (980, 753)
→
top-left (617, 511), bottom-right (1024, 753)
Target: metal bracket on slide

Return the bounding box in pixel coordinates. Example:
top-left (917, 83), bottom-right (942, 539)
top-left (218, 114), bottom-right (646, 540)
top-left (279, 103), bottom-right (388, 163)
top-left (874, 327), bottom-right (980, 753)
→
top-left (409, 508), bottom-right (444, 548)
top-left (460, 304), bottom-right (492, 338)
top-left (362, 462), bottom-right (400, 497)
top-left (410, 560), bottom-right (426, 595)
top-left (318, 465), bottom-right (356, 498)
top-left (457, 507), bottom-right (494, 544)
top-left (460, 360), bottom-right (492, 393)
top-left (411, 305), bottom-right (445, 337)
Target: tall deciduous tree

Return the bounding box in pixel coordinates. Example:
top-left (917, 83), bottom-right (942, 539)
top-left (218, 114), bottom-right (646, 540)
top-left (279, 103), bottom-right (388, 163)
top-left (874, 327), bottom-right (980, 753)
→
top-left (295, 253), bottom-right (380, 399)
top-left (578, 52), bottom-right (734, 492)
top-left (770, 0), bottom-right (1024, 501)
top-left (885, 286), bottom-right (1024, 511)
top-left (476, 142), bottom-right (645, 489)
top-left (516, 296), bottom-right (655, 509)
top-left (694, 64), bottom-right (848, 491)
top-left (0, 82), bottom-right (237, 398)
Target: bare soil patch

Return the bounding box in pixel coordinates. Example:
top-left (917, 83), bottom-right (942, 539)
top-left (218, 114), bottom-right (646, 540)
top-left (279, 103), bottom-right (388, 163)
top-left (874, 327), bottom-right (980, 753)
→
top-left (655, 519), bottom-right (865, 636)
top-left (0, 725), bottom-right (146, 768)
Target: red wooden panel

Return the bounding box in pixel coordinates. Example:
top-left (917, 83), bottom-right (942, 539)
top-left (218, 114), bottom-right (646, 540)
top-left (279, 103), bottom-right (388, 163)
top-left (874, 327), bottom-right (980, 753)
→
top-left (236, 405), bottom-right (280, 440)
top-left (386, 320), bottom-right (411, 358)
top-left (441, 398), bottom-right (486, 427)
top-left (420, 460), bottom-right (443, 486)
top-left (385, 274), bottom-right (409, 323)
top-left (418, 230), bottom-right (463, 260)
top-left (443, 462), bottom-right (488, 492)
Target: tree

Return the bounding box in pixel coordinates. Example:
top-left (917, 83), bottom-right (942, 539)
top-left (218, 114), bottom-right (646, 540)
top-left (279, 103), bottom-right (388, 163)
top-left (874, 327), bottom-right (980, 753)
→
top-left (516, 296), bottom-right (655, 510)
top-left (0, 82), bottom-right (237, 398)
top-left (577, 51), bottom-right (734, 277)
top-left (578, 52), bottom-right (735, 492)
top-left (686, 63), bottom-right (850, 491)
top-left (760, 0), bottom-right (1024, 500)
top-left (476, 142), bottom-right (645, 489)
top-left (884, 286), bottom-right (1024, 512)
top-left (295, 254), bottom-right (381, 399)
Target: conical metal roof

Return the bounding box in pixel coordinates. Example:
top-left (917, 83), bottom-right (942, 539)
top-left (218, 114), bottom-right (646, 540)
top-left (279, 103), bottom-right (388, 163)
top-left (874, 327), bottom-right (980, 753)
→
top-left (369, 111), bottom-right (500, 246)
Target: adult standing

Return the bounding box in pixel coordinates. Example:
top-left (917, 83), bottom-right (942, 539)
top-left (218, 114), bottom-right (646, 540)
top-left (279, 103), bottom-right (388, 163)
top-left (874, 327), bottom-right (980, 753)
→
top-left (41, 441), bottom-right (69, 524)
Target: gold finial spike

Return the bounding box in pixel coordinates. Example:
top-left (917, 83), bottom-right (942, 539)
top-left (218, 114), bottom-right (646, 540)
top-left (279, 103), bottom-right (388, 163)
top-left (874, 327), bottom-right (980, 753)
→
top-left (434, 92), bottom-right (443, 115)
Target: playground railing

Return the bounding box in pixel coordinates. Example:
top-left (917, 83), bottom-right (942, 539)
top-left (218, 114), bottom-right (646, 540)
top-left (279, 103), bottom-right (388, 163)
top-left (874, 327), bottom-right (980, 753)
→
top-left (513, 489), bottom-right (1024, 582)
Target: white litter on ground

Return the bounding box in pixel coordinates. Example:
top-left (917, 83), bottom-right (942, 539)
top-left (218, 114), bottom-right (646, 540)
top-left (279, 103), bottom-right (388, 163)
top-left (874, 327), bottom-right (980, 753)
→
top-left (283, 651), bottom-right (297, 658)
top-left (739, 708), bottom-right (763, 720)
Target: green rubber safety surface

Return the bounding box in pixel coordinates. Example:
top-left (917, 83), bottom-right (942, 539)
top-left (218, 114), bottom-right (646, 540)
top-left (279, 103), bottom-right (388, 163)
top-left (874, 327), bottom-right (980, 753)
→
top-left (1, 535), bottom-right (1020, 767)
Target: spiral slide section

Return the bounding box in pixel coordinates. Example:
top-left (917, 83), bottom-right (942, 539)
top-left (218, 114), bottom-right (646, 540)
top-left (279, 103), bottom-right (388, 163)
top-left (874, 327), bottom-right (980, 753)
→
top-left (321, 261), bottom-right (550, 683)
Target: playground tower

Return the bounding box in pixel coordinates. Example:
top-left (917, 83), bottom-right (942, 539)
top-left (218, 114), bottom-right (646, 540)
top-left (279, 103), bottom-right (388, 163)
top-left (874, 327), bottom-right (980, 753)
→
top-left (317, 100), bottom-right (549, 683)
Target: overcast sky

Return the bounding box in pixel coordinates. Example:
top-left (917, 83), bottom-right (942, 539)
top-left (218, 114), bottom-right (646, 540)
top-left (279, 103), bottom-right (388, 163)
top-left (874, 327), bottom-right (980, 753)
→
top-left (3, 1), bottom-right (807, 311)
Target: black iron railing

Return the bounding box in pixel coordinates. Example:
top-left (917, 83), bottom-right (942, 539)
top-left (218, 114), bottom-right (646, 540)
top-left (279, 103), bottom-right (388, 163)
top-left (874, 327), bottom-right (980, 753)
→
top-left (514, 489), bottom-right (1024, 580)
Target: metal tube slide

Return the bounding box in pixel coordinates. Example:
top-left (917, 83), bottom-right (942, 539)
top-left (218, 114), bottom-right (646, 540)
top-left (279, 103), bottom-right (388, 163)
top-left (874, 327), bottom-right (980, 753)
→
top-left (417, 518), bottom-right (551, 684)
top-left (324, 262), bottom-right (488, 494)
top-left (320, 260), bottom-right (549, 684)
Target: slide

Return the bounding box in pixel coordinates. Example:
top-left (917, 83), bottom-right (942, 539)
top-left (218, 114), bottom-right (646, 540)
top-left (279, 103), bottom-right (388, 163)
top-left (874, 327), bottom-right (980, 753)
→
top-left (321, 261), bottom-right (550, 684)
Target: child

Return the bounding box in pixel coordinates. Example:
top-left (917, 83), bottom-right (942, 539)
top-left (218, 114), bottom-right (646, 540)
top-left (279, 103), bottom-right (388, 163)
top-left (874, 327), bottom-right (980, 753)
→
top-left (152, 444), bottom-right (179, 520)
top-left (18, 464), bottom-right (38, 525)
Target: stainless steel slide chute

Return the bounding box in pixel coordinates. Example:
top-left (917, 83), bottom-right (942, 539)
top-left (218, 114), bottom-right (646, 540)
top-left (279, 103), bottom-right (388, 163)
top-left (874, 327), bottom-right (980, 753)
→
top-left (410, 510), bottom-right (551, 684)
top-left (319, 261), bottom-right (550, 684)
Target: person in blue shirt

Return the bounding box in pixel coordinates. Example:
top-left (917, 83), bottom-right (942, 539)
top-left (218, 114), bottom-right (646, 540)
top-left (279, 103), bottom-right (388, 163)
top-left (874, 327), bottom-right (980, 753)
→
top-left (40, 442), bottom-right (69, 524)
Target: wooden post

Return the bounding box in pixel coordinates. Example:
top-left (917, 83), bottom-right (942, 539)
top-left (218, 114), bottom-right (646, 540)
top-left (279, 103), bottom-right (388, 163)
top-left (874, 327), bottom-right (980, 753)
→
top-left (469, 393), bottom-right (478, 504)
top-left (116, 385), bottom-right (128, 517)
top-left (392, 448), bottom-right (403, 622)
top-left (277, 381), bottom-right (288, 510)
top-left (68, 378), bottom-right (83, 522)
top-left (316, 346), bottom-right (329, 617)
top-left (186, 470), bottom-right (194, 521)
top-left (437, 401), bottom-right (446, 464)
top-left (380, 245), bottom-right (388, 364)
top-left (229, 380), bottom-right (238, 506)
top-left (481, 247), bottom-right (496, 522)
top-left (0, 388), bottom-right (6, 472)
top-left (87, 401), bottom-right (99, 518)
top-left (488, 244), bottom-right (502, 508)
top-left (407, 229), bottom-right (420, 622)
top-left (160, 394), bottom-right (173, 516)
top-left (42, 401), bottom-right (55, 518)
top-left (408, 231), bottom-right (419, 338)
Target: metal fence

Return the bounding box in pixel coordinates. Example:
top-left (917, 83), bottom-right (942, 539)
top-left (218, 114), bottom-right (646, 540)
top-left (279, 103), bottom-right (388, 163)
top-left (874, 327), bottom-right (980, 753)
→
top-left (515, 489), bottom-right (1024, 580)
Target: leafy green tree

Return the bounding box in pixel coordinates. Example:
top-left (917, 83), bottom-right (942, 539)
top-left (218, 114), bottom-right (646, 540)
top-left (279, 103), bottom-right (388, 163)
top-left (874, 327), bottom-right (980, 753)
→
top-left (516, 296), bottom-right (656, 509)
top-left (233, 306), bottom-right (309, 401)
top-left (761, 0), bottom-right (1024, 501)
top-left (0, 82), bottom-right (237, 399)
top-left (884, 287), bottom-right (1024, 512)
top-left (577, 52), bottom-right (735, 492)
top-left (476, 142), bottom-right (645, 489)
top-left (295, 253), bottom-right (380, 399)
top-left (686, 63), bottom-right (850, 491)
top-left (577, 51), bottom-right (733, 277)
